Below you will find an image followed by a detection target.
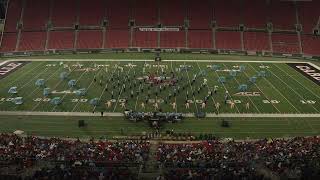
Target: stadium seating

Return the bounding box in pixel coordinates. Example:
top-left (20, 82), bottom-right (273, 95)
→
top-left (160, 31), bottom-right (185, 48)
top-left (4, 0), bottom-right (22, 32)
top-left (79, 0), bottom-right (105, 26)
top-left (106, 0), bottom-right (130, 29)
top-left (106, 30), bottom-right (129, 48)
top-left (297, 1), bottom-right (320, 34)
top-left (48, 31), bottom-right (75, 50)
top-left (0, 33), bottom-right (17, 52)
top-left (188, 30), bottom-right (212, 49)
top-left (18, 31), bottom-right (46, 51)
top-left (272, 33), bottom-right (300, 54)
top-left (160, 0), bottom-right (185, 26)
top-left (216, 31), bottom-right (242, 50)
top-left (188, 0), bottom-right (212, 29)
top-left (301, 35), bottom-right (320, 55)
top-left (51, 0), bottom-right (77, 27)
top-left (244, 32), bottom-right (270, 51)
top-left (76, 30), bottom-right (103, 49)
top-left (132, 0), bottom-right (158, 26)
top-left (22, 0), bottom-right (50, 31)
top-left (133, 30), bottom-right (157, 48)
top-left (269, 0), bottom-right (297, 30)
top-left (214, 0), bottom-right (242, 28)
top-left (243, 0), bottom-right (268, 29)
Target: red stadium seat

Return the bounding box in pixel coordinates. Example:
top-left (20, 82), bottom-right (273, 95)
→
top-left (106, 30), bottom-right (129, 48)
top-left (4, 0), bottom-right (22, 32)
top-left (79, 0), bottom-right (105, 26)
top-left (188, 0), bottom-right (212, 29)
top-left (214, 0), bottom-right (242, 28)
top-left (269, 1), bottom-right (296, 30)
top-left (160, 0), bottom-right (185, 26)
top-left (188, 30), bottom-right (212, 49)
top-left (243, 0), bottom-right (268, 29)
top-left (106, 0), bottom-right (130, 29)
top-left (132, 0), bottom-right (158, 26)
top-left (133, 30), bottom-right (157, 48)
top-left (216, 31), bottom-right (242, 50)
top-left (160, 31), bottom-right (185, 48)
top-left (22, 0), bottom-right (50, 30)
top-left (51, 0), bottom-right (77, 27)
top-left (272, 33), bottom-right (300, 54)
top-left (76, 30), bottom-right (103, 49)
top-left (244, 32), bottom-right (270, 51)
top-left (48, 31), bottom-right (75, 50)
top-left (301, 35), bottom-right (320, 55)
top-left (18, 31), bottom-right (46, 51)
top-left (297, 1), bottom-right (320, 34)
top-left (0, 33), bottom-right (17, 52)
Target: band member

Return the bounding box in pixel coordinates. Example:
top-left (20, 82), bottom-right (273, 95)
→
top-left (105, 101), bottom-right (112, 108)
top-left (185, 102), bottom-right (190, 109)
top-left (120, 102), bottom-right (126, 108)
top-left (141, 102), bottom-right (145, 110)
top-left (154, 102), bottom-right (159, 110)
top-left (230, 101), bottom-right (235, 109)
top-left (201, 102), bottom-right (206, 109)
top-left (203, 78), bottom-right (208, 86)
top-left (214, 85), bottom-right (218, 94)
top-left (245, 102), bottom-right (250, 110)
top-left (215, 102), bottom-right (220, 110)
top-left (171, 102), bottom-right (177, 110)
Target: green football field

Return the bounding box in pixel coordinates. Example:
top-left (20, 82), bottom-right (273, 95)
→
top-left (1, 59), bottom-right (319, 114)
top-left (0, 53), bottom-right (319, 139)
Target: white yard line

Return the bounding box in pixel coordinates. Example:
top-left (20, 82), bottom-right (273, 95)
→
top-left (184, 61), bottom-right (198, 113)
top-left (243, 63), bottom-right (281, 113)
top-left (112, 63), bottom-right (132, 112)
top-left (51, 62), bottom-right (91, 112)
top-left (267, 64), bottom-right (319, 113)
top-left (24, 66), bottom-right (64, 111)
top-left (72, 64), bottom-right (105, 112)
top-left (222, 63), bottom-right (261, 113)
top-left (274, 64), bottom-right (320, 100)
top-left (195, 62), bottom-right (219, 113)
top-left (211, 63), bottom-right (241, 113)
top-left (248, 63), bottom-right (301, 113)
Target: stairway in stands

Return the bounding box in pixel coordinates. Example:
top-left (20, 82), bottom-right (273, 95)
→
top-left (138, 141), bottom-right (161, 180)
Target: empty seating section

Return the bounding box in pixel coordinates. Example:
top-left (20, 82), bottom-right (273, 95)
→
top-left (133, 0), bottom-right (158, 26)
top-left (0, 33), bottom-right (17, 52)
top-left (106, 0), bottom-right (130, 29)
top-left (160, 0), bottom-right (185, 26)
top-left (214, 0), bottom-right (242, 28)
top-left (79, 0), bottom-right (105, 26)
top-left (301, 35), bottom-right (320, 55)
top-left (77, 30), bottom-right (103, 49)
top-left (272, 33), bottom-right (300, 54)
top-left (23, 0), bottom-right (49, 30)
top-left (18, 32), bottom-right (46, 51)
top-left (188, 0), bottom-right (212, 29)
top-left (160, 31), bottom-right (185, 48)
top-left (216, 31), bottom-right (241, 50)
top-left (244, 32), bottom-right (270, 51)
top-left (51, 0), bottom-right (77, 27)
top-left (243, 0), bottom-right (268, 29)
top-left (269, 1), bottom-right (296, 30)
top-left (188, 30), bottom-right (212, 49)
top-left (4, 0), bottom-right (22, 32)
top-left (133, 31), bottom-right (157, 48)
top-left (48, 31), bottom-right (75, 50)
top-left (106, 30), bottom-right (129, 48)
top-left (297, 2), bottom-right (320, 34)
top-left (2, 0), bottom-right (320, 56)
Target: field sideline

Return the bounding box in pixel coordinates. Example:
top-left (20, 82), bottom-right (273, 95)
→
top-left (0, 53), bottom-right (319, 139)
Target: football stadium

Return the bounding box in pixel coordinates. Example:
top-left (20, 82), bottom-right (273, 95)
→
top-left (0, 0), bottom-right (319, 179)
